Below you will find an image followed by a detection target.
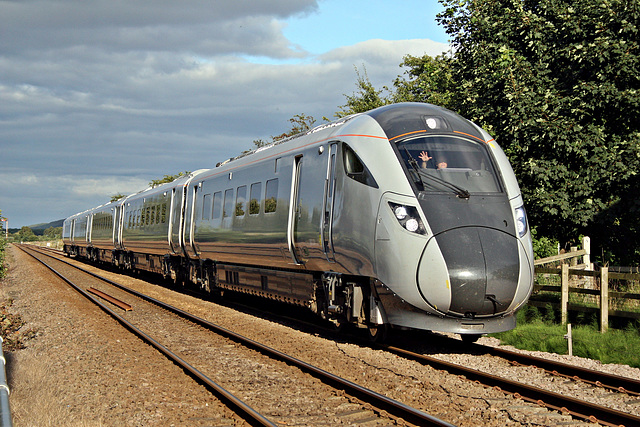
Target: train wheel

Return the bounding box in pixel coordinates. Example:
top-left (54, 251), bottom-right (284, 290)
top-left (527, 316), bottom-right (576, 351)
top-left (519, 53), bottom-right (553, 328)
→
top-left (366, 323), bottom-right (388, 342)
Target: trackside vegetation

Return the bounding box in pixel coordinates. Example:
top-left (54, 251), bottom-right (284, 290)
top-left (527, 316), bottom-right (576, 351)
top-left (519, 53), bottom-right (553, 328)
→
top-left (491, 305), bottom-right (640, 368)
top-left (337, 0), bottom-right (640, 267)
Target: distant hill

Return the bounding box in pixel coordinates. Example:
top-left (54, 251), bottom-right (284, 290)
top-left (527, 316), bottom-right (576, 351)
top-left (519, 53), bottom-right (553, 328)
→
top-left (8, 219), bottom-right (64, 235)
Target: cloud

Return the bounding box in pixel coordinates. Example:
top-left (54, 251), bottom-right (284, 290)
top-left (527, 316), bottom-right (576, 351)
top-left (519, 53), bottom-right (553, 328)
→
top-left (0, 0), bottom-right (450, 227)
top-left (0, 0), bottom-right (318, 57)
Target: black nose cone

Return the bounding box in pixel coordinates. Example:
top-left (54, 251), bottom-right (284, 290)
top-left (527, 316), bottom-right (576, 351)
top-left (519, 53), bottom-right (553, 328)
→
top-left (437, 227), bottom-right (519, 316)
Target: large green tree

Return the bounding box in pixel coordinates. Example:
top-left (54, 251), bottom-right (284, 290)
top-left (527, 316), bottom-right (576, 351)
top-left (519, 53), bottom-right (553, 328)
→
top-left (391, 54), bottom-right (455, 109)
top-left (437, 0), bottom-right (640, 263)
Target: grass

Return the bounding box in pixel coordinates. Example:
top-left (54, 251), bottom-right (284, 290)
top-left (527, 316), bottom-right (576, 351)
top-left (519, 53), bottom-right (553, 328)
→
top-left (490, 305), bottom-right (640, 368)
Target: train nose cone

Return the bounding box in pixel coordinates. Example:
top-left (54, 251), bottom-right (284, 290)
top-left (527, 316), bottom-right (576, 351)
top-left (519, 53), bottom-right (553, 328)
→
top-left (423, 227), bottom-right (520, 316)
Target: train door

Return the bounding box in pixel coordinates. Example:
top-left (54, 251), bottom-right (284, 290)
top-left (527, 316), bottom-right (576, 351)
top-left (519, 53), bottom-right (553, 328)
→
top-left (168, 186), bottom-right (184, 255)
top-left (87, 214), bottom-right (93, 245)
top-left (288, 148), bottom-right (331, 266)
top-left (182, 182), bottom-right (199, 259)
top-left (112, 206), bottom-right (119, 246)
top-left (116, 203), bottom-right (125, 249)
top-left (322, 143), bottom-right (338, 262)
top-left (288, 155), bottom-right (303, 265)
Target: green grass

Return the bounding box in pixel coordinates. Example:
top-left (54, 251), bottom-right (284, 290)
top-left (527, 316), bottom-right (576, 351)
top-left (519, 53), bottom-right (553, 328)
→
top-left (490, 305), bottom-right (640, 368)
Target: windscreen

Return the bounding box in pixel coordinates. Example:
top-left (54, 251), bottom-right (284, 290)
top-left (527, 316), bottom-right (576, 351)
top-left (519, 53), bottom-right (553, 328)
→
top-left (397, 135), bottom-right (502, 194)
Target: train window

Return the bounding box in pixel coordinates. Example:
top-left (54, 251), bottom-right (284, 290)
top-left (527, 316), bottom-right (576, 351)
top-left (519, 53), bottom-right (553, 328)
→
top-left (235, 186), bottom-right (246, 217)
top-left (136, 209), bottom-right (141, 227)
top-left (150, 206), bottom-right (156, 225)
top-left (156, 205), bottom-right (161, 224)
top-left (212, 191), bottom-right (222, 219)
top-left (161, 204), bottom-right (167, 223)
top-left (343, 145), bottom-right (378, 188)
top-left (265, 179), bottom-right (278, 213)
top-left (202, 194), bottom-right (212, 220)
top-left (146, 207), bottom-right (151, 226)
top-left (397, 135), bottom-right (502, 194)
top-left (223, 189), bottom-right (234, 218)
top-left (249, 182), bottom-right (262, 215)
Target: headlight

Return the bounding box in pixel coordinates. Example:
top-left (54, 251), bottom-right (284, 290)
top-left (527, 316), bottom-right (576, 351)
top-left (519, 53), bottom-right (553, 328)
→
top-left (515, 205), bottom-right (528, 238)
top-left (389, 203), bottom-right (426, 235)
top-left (394, 206), bottom-right (408, 220)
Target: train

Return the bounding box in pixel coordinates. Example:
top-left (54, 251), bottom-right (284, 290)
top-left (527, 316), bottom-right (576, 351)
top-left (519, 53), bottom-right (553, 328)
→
top-left (63, 102), bottom-right (534, 341)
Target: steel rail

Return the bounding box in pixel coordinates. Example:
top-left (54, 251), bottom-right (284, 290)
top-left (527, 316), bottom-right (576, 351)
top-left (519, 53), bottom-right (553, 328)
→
top-left (19, 246), bottom-right (276, 427)
top-left (468, 342), bottom-right (640, 396)
top-left (379, 343), bottom-right (640, 427)
top-left (23, 245), bottom-right (455, 427)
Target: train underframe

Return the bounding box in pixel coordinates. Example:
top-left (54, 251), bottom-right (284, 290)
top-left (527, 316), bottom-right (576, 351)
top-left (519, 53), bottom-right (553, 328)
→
top-left (64, 244), bottom-right (389, 340)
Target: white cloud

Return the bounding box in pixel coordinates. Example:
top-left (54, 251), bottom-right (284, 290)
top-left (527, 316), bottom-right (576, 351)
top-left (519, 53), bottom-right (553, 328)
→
top-left (0, 0), bottom-right (450, 226)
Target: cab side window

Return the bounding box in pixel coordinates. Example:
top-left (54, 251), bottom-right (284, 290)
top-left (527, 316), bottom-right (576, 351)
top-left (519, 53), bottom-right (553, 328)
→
top-left (343, 145), bottom-right (378, 188)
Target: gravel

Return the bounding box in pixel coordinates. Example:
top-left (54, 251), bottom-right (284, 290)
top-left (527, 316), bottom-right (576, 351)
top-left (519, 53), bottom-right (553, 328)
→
top-left (3, 244), bottom-right (637, 426)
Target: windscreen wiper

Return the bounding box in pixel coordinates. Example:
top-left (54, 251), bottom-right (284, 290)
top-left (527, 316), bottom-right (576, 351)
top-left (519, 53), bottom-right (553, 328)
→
top-left (403, 148), bottom-right (470, 199)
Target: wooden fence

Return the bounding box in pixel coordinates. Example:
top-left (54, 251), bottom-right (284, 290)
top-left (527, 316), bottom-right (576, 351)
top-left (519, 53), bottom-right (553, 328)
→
top-left (531, 237), bottom-right (640, 332)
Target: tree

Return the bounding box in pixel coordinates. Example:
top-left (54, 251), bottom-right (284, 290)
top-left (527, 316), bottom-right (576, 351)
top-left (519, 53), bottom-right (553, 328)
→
top-left (44, 227), bottom-right (62, 239)
top-left (391, 54), bottom-right (455, 109)
top-left (110, 193), bottom-right (127, 202)
top-left (437, 0), bottom-right (640, 263)
top-left (335, 67), bottom-right (391, 118)
top-left (253, 113), bottom-right (317, 149)
top-left (149, 171), bottom-right (191, 188)
top-left (15, 226), bottom-right (37, 242)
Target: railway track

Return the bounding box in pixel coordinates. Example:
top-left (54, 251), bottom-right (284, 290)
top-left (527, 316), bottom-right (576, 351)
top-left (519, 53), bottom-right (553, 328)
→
top-left (250, 299), bottom-right (640, 427)
top-left (161, 257), bottom-right (640, 427)
top-left (18, 244), bottom-right (453, 426)
top-left (378, 342), bottom-right (640, 427)
top-left (21, 244), bottom-right (640, 426)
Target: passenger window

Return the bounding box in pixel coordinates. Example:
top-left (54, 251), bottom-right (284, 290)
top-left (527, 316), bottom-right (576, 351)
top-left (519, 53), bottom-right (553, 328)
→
top-left (146, 207), bottom-right (151, 225)
top-left (236, 186), bottom-right (246, 217)
top-left (202, 194), bottom-right (212, 220)
top-left (223, 189), bottom-right (234, 218)
top-left (265, 179), bottom-right (278, 213)
top-left (161, 204), bottom-right (167, 223)
top-left (212, 191), bottom-right (222, 219)
top-left (150, 206), bottom-right (156, 225)
top-left (156, 205), bottom-right (161, 224)
top-left (249, 182), bottom-right (262, 215)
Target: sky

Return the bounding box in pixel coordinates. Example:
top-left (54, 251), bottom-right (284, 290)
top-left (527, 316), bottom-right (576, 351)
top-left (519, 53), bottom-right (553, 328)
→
top-left (0, 0), bottom-right (450, 228)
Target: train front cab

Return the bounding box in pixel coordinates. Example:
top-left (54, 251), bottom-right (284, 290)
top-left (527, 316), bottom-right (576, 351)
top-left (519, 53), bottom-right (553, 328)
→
top-left (368, 106), bottom-right (534, 339)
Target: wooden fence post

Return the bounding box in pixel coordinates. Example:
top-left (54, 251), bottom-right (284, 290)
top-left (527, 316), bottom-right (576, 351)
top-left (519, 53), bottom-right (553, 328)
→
top-left (561, 264), bottom-right (569, 325)
top-left (600, 267), bottom-right (609, 333)
top-left (582, 236), bottom-right (591, 270)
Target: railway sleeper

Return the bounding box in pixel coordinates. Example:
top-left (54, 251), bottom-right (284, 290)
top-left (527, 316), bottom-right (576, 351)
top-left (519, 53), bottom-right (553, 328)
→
top-left (72, 247), bottom-right (391, 340)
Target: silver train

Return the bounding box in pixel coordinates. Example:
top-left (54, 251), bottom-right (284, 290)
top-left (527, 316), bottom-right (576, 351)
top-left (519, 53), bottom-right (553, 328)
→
top-left (63, 103), bottom-right (534, 340)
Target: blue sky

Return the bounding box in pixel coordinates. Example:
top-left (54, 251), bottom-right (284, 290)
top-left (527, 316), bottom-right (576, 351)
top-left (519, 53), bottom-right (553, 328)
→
top-left (0, 0), bottom-right (450, 228)
top-left (284, 0), bottom-right (448, 55)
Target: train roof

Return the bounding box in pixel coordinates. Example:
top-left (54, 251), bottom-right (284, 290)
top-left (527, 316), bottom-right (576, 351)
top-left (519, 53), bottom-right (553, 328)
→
top-left (364, 102), bottom-right (485, 143)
